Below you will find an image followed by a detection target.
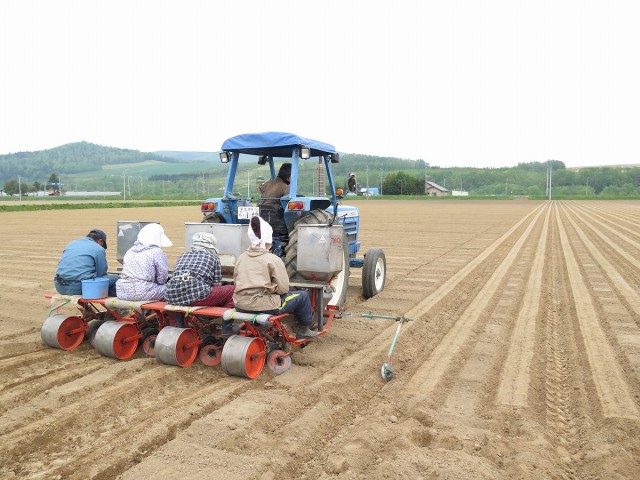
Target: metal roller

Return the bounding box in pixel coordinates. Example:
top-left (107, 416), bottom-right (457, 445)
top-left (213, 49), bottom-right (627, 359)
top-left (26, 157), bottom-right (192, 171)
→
top-left (41, 314), bottom-right (85, 351)
top-left (94, 321), bottom-right (140, 360)
top-left (155, 326), bottom-right (199, 368)
top-left (221, 335), bottom-right (266, 379)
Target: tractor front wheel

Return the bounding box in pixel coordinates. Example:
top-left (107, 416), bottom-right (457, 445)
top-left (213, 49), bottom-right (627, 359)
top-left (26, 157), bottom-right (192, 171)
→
top-left (362, 247), bottom-right (386, 299)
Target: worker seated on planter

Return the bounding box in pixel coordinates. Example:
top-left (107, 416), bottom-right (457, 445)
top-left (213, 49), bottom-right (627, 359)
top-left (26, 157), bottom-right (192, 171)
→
top-left (54, 229), bottom-right (119, 297)
top-left (232, 216), bottom-right (317, 340)
top-left (164, 232), bottom-right (235, 327)
top-left (116, 223), bottom-right (173, 301)
top-left (258, 162), bottom-right (290, 248)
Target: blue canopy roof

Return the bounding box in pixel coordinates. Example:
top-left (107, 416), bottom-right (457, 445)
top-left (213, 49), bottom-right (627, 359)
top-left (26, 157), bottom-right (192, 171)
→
top-left (221, 132), bottom-right (336, 158)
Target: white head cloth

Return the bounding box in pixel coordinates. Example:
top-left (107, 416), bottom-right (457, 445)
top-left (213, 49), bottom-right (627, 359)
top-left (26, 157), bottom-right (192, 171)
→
top-left (248, 216), bottom-right (273, 249)
top-left (137, 223), bottom-right (173, 247)
top-left (191, 231), bottom-right (219, 254)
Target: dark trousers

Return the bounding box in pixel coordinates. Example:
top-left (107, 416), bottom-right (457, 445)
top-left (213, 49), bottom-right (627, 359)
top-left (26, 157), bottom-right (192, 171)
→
top-left (237, 290), bottom-right (313, 326)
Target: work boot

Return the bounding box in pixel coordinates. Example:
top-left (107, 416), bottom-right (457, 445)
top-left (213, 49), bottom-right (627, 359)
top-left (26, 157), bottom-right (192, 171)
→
top-left (296, 325), bottom-right (318, 339)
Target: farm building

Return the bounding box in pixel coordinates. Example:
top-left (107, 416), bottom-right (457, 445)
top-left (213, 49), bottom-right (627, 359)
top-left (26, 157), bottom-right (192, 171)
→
top-left (425, 181), bottom-right (448, 197)
top-left (359, 187), bottom-right (380, 196)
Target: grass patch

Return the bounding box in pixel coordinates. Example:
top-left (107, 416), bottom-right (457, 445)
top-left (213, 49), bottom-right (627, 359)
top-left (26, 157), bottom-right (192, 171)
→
top-left (0, 201), bottom-right (199, 212)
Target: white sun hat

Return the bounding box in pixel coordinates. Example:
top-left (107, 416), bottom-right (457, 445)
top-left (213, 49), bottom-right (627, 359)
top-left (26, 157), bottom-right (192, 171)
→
top-left (137, 223), bottom-right (173, 248)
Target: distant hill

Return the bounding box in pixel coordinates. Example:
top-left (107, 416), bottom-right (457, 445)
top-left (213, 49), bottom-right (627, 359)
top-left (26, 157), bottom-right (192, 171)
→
top-left (0, 142), bottom-right (184, 183)
top-left (155, 151), bottom-right (275, 164)
top-left (567, 164), bottom-right (640, 170)
top-left (155, 151), bottom-right (217, 162)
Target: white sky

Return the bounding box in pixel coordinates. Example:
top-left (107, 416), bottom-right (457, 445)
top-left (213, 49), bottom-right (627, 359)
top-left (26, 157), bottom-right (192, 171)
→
top-left (1, 0), bottom-right (639, 168)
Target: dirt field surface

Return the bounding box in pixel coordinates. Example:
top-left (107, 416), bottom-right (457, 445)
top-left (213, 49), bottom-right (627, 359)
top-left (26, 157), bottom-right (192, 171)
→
top-left (1, 200), bottom-right (640, 480)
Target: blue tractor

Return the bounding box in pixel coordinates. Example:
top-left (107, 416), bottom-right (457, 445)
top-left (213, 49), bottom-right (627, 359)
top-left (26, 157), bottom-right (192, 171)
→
top-left (199, 132), bottom-right (386, 308)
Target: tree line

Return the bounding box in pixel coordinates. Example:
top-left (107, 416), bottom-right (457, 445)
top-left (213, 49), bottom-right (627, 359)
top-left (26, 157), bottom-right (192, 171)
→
top-left (334, 158), bottom-right (640, 196)
top-left (2, 142), bottom-right (640, 198)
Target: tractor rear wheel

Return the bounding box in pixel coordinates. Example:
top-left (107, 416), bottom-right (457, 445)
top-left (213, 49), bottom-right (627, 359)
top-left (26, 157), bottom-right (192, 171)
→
top-left (284, 209), bottom-right (349, 309)
top-left (201, 213), bottom-right (225, 224)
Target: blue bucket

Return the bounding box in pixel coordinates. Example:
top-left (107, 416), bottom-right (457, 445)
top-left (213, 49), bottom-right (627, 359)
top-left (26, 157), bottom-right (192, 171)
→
top-left (81, 278), bottom-right (110, 299)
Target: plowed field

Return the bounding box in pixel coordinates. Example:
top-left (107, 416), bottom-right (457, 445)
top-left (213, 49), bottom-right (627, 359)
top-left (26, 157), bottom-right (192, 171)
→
top-left (1, 200), bottom-right (639, 479)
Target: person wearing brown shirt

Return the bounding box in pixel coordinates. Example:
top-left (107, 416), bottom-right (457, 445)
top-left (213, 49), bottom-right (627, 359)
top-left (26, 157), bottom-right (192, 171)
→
top-left (258, 162), bottom-right (291, 241)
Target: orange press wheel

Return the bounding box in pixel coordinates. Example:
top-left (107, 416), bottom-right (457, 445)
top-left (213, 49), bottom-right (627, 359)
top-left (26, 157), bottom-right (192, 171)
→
top-left (266, 349), bottom-right (292, 375)
top-left (41, 314), bottom-right (85, 351)
top-left (142, 334), bottom-right (157, 357)
top-left (93, 321), bottom-right (140, 359)
top-left (141, 328), bottom-right (159, 357)
top-left (221, 335), bottom-right (266, 379)
top-left (155, 326), bottom-right (199, 368)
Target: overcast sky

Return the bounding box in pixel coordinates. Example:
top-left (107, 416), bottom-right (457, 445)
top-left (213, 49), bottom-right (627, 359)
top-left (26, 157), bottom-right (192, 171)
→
top-left (1, 1), bottom-right (638, 168)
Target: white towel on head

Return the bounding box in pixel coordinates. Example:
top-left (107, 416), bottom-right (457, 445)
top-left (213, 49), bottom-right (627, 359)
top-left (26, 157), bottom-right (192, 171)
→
top-left (248, 216), bottom-right (273, 249)
top-left (137, 223), bottom-right (172, 247)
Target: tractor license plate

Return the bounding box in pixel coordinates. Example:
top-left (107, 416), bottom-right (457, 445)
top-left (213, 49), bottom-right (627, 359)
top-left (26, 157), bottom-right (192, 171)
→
top-left (238, 206), bottom-right (259, 219)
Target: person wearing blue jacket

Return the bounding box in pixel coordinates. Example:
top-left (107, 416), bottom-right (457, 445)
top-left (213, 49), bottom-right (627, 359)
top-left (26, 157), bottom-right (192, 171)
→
top-left (54, 229), bottom-right (119, 296)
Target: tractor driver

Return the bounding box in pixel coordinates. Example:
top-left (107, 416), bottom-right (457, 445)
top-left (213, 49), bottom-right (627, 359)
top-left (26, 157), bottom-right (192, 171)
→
top-left (258, 162), bottom-right (291, 246)
top-left (259, 162), bottom-right (291, 203)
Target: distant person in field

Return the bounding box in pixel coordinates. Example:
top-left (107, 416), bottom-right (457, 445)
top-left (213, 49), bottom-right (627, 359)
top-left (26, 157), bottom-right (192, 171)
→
top-left (259, 162), bottom-right (291, 241)
top-left (233, 216), bottom-right (318, 340)
top-left (116, 223), bottom-right (173, 301)
top-left (164, 232), bottom-right (234, 309)
top-left (54, 229), bottom-right (119, 296)
top-left (347, 173), bottom-right (357, 193)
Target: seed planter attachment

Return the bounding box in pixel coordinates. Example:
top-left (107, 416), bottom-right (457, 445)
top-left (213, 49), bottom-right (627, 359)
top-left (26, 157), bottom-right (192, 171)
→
top-left (361, 313), bottom-right (414, 381)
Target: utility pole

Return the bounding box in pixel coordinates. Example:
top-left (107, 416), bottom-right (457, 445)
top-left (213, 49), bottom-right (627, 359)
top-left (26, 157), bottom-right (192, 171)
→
top-left (366, 165), bottom-right (369, 191)
top-left (424, 164), bottom-right (428, 195)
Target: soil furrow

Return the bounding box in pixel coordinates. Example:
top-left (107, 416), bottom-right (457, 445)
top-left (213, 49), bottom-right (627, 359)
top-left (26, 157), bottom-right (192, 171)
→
top-left (406, 204), bottom-right (547, 400)
top-left (496, 204), bottom-right (551, 406)
top-left (555, 206), bottom-right (639, 419)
